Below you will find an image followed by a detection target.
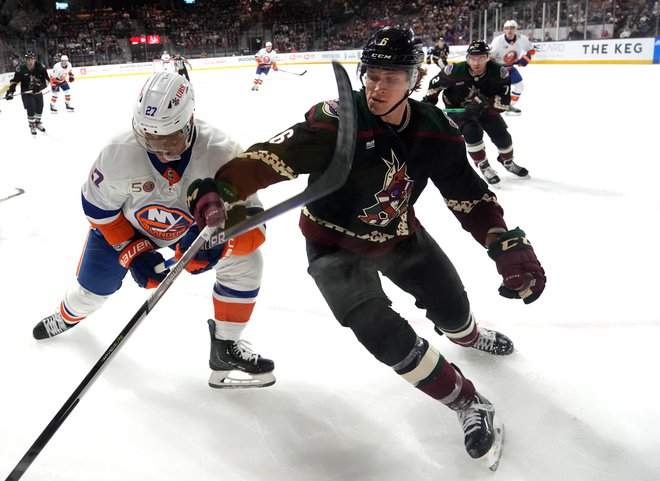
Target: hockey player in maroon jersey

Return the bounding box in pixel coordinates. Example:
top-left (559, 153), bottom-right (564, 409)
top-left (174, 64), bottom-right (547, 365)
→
top-left (423, 40), bottom-right (530, 185)
top-left (187, 27), bottom-right (546, 469)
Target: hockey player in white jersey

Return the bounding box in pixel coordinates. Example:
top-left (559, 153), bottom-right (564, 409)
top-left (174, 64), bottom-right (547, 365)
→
top-left (50, 54), bottom-right (75, 113)
top-left (33, 72), bottom-right (275, 389)
top-left (490, 20), bottom-right (535, 115)
top-left (251, 41), bottom-right (278, 91)
top-left (160, 50), bottom-right (173, 72)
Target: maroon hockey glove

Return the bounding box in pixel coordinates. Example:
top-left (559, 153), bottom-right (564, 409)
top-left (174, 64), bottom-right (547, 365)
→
top-left (187, 178), bottom-right (228, 229)
top-left (487, 228), bottom-right (546, 304)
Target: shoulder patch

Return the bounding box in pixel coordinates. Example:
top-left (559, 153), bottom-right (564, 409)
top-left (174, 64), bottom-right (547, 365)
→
top-left (444, 64), bottom-right (454, 75)
top-left (321, 99), bottom-right (341, 118)
top-left (500, 67), bottom-right (510, 79)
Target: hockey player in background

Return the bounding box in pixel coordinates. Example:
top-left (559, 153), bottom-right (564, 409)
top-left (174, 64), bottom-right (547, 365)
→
top-left (490, 20), bottom-right (535, 115)
top-left (4, 51), bottom-right (49, 135)
top-left (173, 52), bottom-right (192, 81)
top-left (50, 54), bottom-right (75, 113)
top-left (160, 50), bottom-right (172, 72)
top-left (426, 37), bottom-right (450, 68)
top-left (187, 27), bottom-right (546, 469)
top-left (423, 40), bottom-right (529, 185)
top-left (251, 41), bottom-right (277, 91)
top-left (33, 72), bottom-right (275, 389)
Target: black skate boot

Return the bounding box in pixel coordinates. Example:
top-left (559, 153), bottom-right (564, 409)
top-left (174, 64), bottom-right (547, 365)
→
top-left (456, 392), bottom-right (504, 470)
top-left (33, 311), bottom-right (78, 339)
top-left (207, 319), bottom-right (275, 388)
top-left (478, 160), bottom-right (500, 185)
top-left (505, 106), bottom-right (521, 116)
top-left (66, 103), bottom-right (75, 112)
top-left (35, 120), bottom-right (46, 132)
top-left (50, 104), bottom-right (58, 113)
top-left (499, 156), bottom-right (529, 177)
top-left (469, 327), bottom-right (514, 355)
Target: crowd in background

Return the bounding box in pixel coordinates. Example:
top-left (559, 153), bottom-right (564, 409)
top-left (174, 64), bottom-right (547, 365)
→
top-left (1, 0), bottom-right (658, 71)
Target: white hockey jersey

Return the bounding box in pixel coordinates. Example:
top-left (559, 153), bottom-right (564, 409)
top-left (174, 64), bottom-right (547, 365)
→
top-left (255, 48), bottom-right (277, 68)
top-left (51, 61), bottom-right (73, 83)
top-left (490, 33), bottom-right (533, 65)
top-left (81, 119), bottom-right (263, 248)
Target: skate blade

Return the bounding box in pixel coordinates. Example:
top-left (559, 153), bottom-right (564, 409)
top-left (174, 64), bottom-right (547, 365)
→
top-left (479, 414), bottom-right (505, 471)
top-left (208, 370), bottom-right (276, 389)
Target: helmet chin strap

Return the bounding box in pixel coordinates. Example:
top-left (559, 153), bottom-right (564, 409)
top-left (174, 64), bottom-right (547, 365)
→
top-left (377, 90), bottom-right (412, 118)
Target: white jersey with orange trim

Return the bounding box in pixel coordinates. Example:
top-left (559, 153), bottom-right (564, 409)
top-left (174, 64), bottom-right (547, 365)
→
top-left (51, 61), bottom-right (73, 83)
top-left (255, 48), bottom-right (277, 68)
top-left (490, 33), bottom-right (533, 65)
top-left (81, 118), bottom-right (264, 248)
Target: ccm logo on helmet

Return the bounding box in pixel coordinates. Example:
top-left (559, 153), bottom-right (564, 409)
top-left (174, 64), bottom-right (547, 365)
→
top-left (368, 53), bottom-right (393, 59)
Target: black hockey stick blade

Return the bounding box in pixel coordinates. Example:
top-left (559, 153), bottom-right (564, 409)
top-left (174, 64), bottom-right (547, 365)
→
top-left (278, 68), bottom-right (307, 76)
top-left (4, 59), bottom-right (356, 481)
top-left (0, 188), bottom-right (25, 203)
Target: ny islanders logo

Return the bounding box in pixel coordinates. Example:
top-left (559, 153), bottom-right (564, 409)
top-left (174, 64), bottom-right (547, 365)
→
top-left (359, 151), bottom-right (412, 226)
top-left (134, 205), bottom-right (193, 241)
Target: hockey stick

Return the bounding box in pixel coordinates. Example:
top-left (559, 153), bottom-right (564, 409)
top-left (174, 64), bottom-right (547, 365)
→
top-left (277, 67), bottom-right (307, 76)
top-left (0, 188), bottom-right (25, 203)
top-left (4, 59), bottom-right (356, 481)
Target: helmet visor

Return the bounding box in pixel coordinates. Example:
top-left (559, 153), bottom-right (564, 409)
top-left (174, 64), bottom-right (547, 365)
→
top-left (133, 121), bottom-right (193, 162)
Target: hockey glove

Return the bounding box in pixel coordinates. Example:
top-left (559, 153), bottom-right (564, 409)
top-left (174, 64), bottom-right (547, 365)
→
top-left (69, 74), bottom-right (75, 82)
top-left (118, 238), bottom-right (168, 289)
top-left (272, 65), bottom-right (278, 71)
top-left (174, 224), bottom-right (226, 274)
top-left (187, 178), bottom-right (238, 229)
top-left (5, 90), bottom-right (13, 100)
top-left (487, 228), bottom-right (546, 304)
top-left (461, 94), bottom-right (489, 118)
top-left (518, 55), bottom-right (532, 67)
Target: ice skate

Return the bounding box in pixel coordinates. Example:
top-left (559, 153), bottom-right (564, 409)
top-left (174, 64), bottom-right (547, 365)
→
top-left (50, 104), bottom-right (58, 113)
top-left (251, 85), bottom-right (259, 91)
top-left (478, 160), bottom-right (500, 185)
top-left (207, 319), bottom-right (275, 388)
top-left (66, 103), bottom-right (75, 112)
top-left (457, 393), bottom-right (505, 470)
top-left (468, 327), bottom-right (514, 355)
top-left (33, 311), bottom-right (78, 339)
top-left (505, 106), bottom-right (521, 116)
top-left (501, 159), bottom-right (529, 177)
top-left (29, 124), bottom-right (37, 135)
top-left (35, 121), bottom-right (46, 132)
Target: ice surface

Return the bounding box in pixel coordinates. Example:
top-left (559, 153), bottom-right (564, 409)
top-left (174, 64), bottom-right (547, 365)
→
top-left (1, 62), bottom-right (659, 480)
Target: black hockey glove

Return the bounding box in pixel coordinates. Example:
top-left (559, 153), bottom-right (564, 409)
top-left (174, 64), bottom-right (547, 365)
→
top-left (461, 94), bottom-right (489, 118)
top-left (5, 89), bottom-right (14, 100)
top-left (488, 228), bottom-right (546, 304)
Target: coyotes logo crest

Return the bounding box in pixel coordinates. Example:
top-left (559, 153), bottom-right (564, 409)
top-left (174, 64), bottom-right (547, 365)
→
top-left (359, 151), bottom-right (412, 226)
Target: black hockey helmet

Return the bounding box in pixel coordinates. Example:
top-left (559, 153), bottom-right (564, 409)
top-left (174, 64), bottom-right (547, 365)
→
top-left (25, 51), bottom-right (36, 60)
top-left (466, 40), bottom-right (491, 56)
top-left (360, 26), bottom-right (424, 71)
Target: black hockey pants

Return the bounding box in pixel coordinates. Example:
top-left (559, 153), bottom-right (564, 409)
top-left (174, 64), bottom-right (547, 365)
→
top-left (21, 93), bottom-right (44, 117)
top-left (452, 112), bottom-right (512, 150)
top-left (306, 227), bottom-right (471, 367)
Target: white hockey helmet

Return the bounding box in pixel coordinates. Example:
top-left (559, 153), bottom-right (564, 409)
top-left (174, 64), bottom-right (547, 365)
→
top-left (60, 54), bottom-right (69, 62)
top-left (265, 41), bottom-right (272, 47)
top-left (132, 72), bottom-right (195, 160)
top-left (504, 20), bottom-right (518, 29)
